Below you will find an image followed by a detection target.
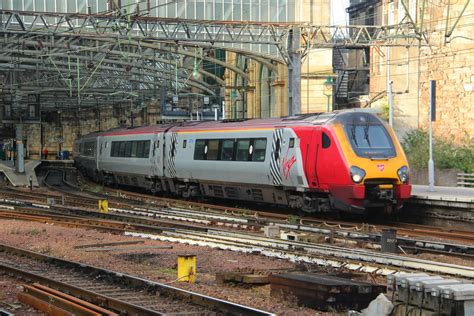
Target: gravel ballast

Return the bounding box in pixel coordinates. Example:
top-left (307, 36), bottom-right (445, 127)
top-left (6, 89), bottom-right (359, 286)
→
top-left (0, 219), bottom-right (328, 315)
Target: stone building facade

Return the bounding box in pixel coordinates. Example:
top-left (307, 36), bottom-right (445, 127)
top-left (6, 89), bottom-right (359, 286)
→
top-left (348, 0), bottom-right (474, 141)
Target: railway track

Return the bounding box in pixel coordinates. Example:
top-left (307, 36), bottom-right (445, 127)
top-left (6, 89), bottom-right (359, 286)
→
top-left (66, 169), bottom-right (474, 244)
top-left (2, 185), bottom-right (474, 259)
top-left (0, 167), bottom-right (471, 277)
top-left (127, 229), bottom-right (474, 279)
top-left (72, 172), bottom-right (474, 247)
top-left (1, 198), bottom-right (473, 279)
top-left (2, 169), bottom-right (473, 259)
top-left (0, 243), bottom-right (273, 316)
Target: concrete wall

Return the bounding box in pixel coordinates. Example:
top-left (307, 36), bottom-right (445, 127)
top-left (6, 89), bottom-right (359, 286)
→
top-left (410, 168), bottom-right (460, 187)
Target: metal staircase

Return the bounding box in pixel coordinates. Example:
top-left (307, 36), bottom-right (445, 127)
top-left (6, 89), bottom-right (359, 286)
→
top-left (333, 48), bottom-right (349, 100)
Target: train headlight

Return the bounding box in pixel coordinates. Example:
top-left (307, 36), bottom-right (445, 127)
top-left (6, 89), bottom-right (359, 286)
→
top-left (397, 166), bottom-right (409, 183)
top-left (350, 166), bottom-right (366, 184)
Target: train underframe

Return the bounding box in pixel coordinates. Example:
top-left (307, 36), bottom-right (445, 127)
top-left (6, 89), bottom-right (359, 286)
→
top-left (75, 167), bottom-right (407, 214)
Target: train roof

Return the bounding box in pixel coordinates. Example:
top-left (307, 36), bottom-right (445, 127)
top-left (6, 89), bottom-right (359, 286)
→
top-left (77, 110), bottom-right (382, 139)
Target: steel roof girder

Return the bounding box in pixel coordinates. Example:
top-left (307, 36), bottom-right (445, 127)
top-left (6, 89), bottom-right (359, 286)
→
top-left (0, 39), bottom-right (221, 90)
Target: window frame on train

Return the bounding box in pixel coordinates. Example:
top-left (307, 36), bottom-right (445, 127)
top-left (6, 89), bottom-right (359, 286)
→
top-left (110, 140), bottom-right (151, 158)
top-left (193, 138), bottom-right (267, 162)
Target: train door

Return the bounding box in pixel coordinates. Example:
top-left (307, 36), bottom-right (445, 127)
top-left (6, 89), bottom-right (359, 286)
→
top-left (96, 136), bottom-right (103, 172)
top-left (150, 132), bottom-right (161, 177)
top-left (303, 129), bottom-right (319, 188)
top-left (316, 129), bottom-right (335, 186)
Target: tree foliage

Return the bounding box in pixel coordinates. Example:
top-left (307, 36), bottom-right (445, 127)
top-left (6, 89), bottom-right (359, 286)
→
top-left (402, 129), bottom-right (474, 172)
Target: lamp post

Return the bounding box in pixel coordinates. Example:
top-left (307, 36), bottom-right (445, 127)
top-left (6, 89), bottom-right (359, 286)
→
top-left (323, 76), bottom-right (333, 112)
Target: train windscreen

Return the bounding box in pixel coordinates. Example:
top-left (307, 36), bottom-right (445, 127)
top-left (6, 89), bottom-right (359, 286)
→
top-left (344, 116), bottom-right (396, 159)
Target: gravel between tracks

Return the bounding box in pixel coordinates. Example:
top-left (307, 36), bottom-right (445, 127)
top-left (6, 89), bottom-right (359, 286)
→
top-left (0, 219), bottom-right (337, 315)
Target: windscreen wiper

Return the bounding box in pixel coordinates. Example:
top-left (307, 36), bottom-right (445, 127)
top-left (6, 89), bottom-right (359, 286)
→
top-left (363, 115), bottom-right (372, 147)
top-left (351, 120), bottom-right (358, 146)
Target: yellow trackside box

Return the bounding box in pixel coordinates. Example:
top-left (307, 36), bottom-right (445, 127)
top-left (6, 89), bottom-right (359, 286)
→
top-left (177, 254), bottom-right (196, 283)
top-left (98, 199), bottom-right (108, 213)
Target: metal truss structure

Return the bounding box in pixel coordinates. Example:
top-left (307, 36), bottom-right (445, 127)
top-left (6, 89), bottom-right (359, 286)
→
top-left (0, 10), bottom-right (423, 116)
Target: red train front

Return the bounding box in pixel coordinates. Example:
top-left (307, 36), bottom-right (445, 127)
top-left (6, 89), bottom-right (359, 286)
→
top-left (294, 111), bottom-right (412, 213)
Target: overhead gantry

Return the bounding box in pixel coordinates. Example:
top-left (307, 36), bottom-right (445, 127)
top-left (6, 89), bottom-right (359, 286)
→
top-left (0, 9), bottom-right (423, 116)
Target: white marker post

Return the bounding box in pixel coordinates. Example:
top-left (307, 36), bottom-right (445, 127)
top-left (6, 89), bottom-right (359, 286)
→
top-left (388, 80), bottom-right (394, 127)
top-left (428, 80), bottom-right (436, 192)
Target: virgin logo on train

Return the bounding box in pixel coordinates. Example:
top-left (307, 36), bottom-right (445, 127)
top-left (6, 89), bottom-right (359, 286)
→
top-left (282, 155), bottom-right (297, 179)
top-left (377, 164), bottom-right (385, 172)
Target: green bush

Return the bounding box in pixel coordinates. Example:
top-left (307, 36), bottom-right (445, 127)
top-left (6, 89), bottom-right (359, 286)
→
top-left (401, 129), bottom-right (474, 173)
top-left (379, 99), bottom-right (390, 122)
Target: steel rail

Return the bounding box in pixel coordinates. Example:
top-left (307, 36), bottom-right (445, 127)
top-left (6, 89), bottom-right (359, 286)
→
top-left (1, 195), bottom-right (473, 278)
top-left (0, 243), bottom-right (274, 316)
top-left (127, 229), bottom-right (474, 278)
top-left (7, 168), bottom-right (474, 258)
top-left (2, 194), bottom-right (473, 260)
top-left (29, 169), bottom-right (474, 249)
top-left (9, 168), bottom-right (474, 256)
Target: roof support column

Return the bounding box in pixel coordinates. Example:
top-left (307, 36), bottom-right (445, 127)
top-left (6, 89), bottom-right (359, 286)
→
top-left (16, 124), bottom-right (24, 174)
top-left (287, 27), bottom-right (301, 116)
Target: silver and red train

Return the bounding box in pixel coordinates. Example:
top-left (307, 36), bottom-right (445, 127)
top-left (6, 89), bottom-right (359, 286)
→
top-left (74, 111), bottom-right (411, 213)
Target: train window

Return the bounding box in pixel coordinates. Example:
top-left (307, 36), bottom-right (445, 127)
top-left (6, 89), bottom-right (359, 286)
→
top-left (236, 139), bottom-right (250, 161)
top-left (207, 140), bottom-right (220, 160)
top-left (183, 140), bottom-right (187, 148)
top-left (118, 142), bottom-right (127, 157)
top-left (252, 139), bottom-right (267, 162)
top-left (322, 132), bottom-right (331, 149)
top-left (131, 141), bottom-right (138, 157)
top-left (289, 138), bottom-right (295, 148)
top-left (135, 141), bottom-right (150, 158)
top-left (83, 141), bottom-right (96, 157)
top-left (142, 141), bottom-right (150, 158)
top-left (140, 141), bottom-right (147, 157)
top-left (125, 142), bottom-right (132, 157)
top-left (111, 142), bottom-right (118, 157)
top-left (110, 140), bottom-right (151, 158)
top-left (345, 124), bottom-right (395, 158)
top-left (194, 140), bottom-right (206, 160)
top-left (220, 139), bottom-right (234, 161)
